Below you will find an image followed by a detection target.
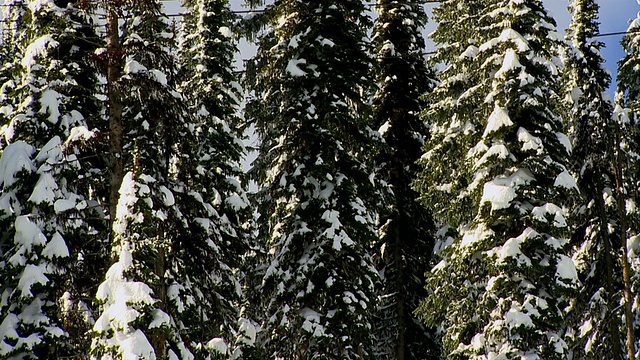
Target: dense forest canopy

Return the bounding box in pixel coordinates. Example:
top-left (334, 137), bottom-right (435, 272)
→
top-left (1, 1), bottom-right (640, 359)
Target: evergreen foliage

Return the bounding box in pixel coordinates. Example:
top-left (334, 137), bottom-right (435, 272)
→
top-left (0, 0), bottom-right (103, 357)
top-left (177, 0), bottom-right (253, 357)
top-left (416, 1), bottom-right (579, 358)
top-left (617, 7), bottom-right (640, 359)
top-left (370, 1), bottom-right (438, 359)
top-left (245, 1), bottom-right (382, 358)
top-left (562, 0), bottom-right (627, 357)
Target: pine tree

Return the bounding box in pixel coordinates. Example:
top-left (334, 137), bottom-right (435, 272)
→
top-left (616, 7), bottom-right (640, 359)
top-left (89, 2), bottom-right (194, 358)
top-left (562, 0), bottom-right (629, 358)
top-left (416, 1), bottom-right (579, 358)
top-left (0, 0), bottom-right (103, 357)
top-left (370, 1), bottom-right (438, 359)
top-left (177, 0), bottom-right (253, 357)
top-left (245, 1), bottom-right (381, 358)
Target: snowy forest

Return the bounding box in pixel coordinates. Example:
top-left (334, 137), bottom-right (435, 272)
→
top-left (2, 0), bottom-right (640, 359)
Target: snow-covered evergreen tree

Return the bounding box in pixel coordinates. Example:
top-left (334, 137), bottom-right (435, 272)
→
top-left (91, 0), bottom-right (251, 358)
top-left (245, 1), bottom-right (381, 358)
top-left (370, 1), bottom-right (438, 359)
top-left (89, 2), bottom-right (195, 358)
top-left (562, 0), bottom-right (629, 358)
top-left (177, 0), bottom-right (253, 357)
top-left (416, 1), bottom-right (579, 358)
top-left (616, 7), bottom-right (640, 359)
top-left (0, 0), bottom-right (103, 357)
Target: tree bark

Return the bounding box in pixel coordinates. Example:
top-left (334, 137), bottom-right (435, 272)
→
top-left (612, 124), bottom-right (637, 360)
top-left (106, 3), bottom-right (123, 235)
top-left (594, 177), bottom-right (623, 360)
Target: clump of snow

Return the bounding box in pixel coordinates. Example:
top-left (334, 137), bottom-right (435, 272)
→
top-left (149, 69), bottom-right (167, 86)
top-left (495, 49), bottom-right (522, 78)
top-left (481, 169), bottom-right (534, 211)
top-left (18, 264), bottom-right (49, 298)
top-left (531, 203), bottom-right (567, 227)
top-left (286, 58), bottom-right (307, 77)
top-left (321, 209), bottom-right (354, 250)
top-left (21, 35), bottom-right (59, 71)
top-left (517, 127), bottom-right (542, 152)
top-left (556, 254), bottom-right (578, 285)
top-left (237, 318), bottom-right (257, 345)
top-left (461, 224), bottom-right (494, 248)
top-left (39, 89), bottom-right (61, 124)
top-left (207, 337), bottom-right (228, 355)
top-left (42, 232), bottom-right (69, 258)
top-left (483, 105), bottom-right (513, 138)
top-left (556, 132), bottom-right (572, 154)
top-left (28, 173), bottom-right (58, 205)
top-left (479, 28), bottom-right (529, 53)
top-left (218, 26), bottom-right (233, 38)
top-left (124, 57), bottom-right (148, 74)
top-left (300, 307), bottom-right (325, 337)
top-left (0, 141), bottom-right (36, 189)
top-left (554, 170), bottom-right (578, 190)
top-left (495, 227), bottom-right (540, 266)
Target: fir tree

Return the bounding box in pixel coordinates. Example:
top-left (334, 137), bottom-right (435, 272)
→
top-left (0, 0), bottom-right (103, 357)
top-left (562, 0), bottom-right (628, 358)
top-left (245, 1), bottom-right (381, 358)
top-left (416, 1), bottom-right (579, 358)
top-left (616, 7), bottom-right (640, 359)
top-left (177, 0), bottom-right (253, 357)
top-left (370, 1), bottom-right (438, 359)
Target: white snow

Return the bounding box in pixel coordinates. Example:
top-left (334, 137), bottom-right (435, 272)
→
top-left (321, 209), bottom-right (354, 250)
top-left (28, 173), bottom-right (58, 205)
top-left (481, 169), bottom-right (534, 211)
top-left (495, 227), bottom-right (539, 266)
top-left (517, 127), bottom-right (542, 152)
top-left (35, 136), bottom-right (62, 163)
top-left (495, 49), bottom-right (522, 78)
top-left (207, 337), bottom-right (228, 354)
top-left (0, 141), bottom-right (36, 189)
top-left (119, 329), bottom-right (156, 360)
top-left (149, 309), bottom-right (170, 328)
top-left (474, 142), bottom-right (514, 169)
top-left (479, 28), bottom-right (529, 53)
top-left (286, 58), bottom-right (307, 77)
top-left (18, 264), bottom-right (50, 297)
top-left (218, 26), bottom-right (233, 38)
top-left (149, 69), bottom-right (168, 86)
top-left (460, 224), bottom-right (495, 248)
top-left (531, 203), bottom-right (567, 227)
top-left (483, 105), bottom-right (513, 138)
top-left (505, 307), bottom-right (533, 329)
top-left (21, 35), bottom-right (59, 71)
top-left (237, 318), bottom-right (256, 345)
top-left (554, 170), bottom-right (578, 190)
top-left (556, 254), bottom-right (578, 285)
top-left (42, 232), bottom-right (69, 258)
top-left (556, 132), bottom-right (572, 154)
top-left (158, 185), bottom-right (175, 206)
top-left (124, 58), bottom-right (148, 74)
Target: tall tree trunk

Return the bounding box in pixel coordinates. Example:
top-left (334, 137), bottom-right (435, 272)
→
top-left (393, 217), bottom-right (405, 360)
top-left (594, 177), bottom-right (623, 360)
top-left (106, 3), bottom-right (123, 235)
top-left (612, 125), bottom-right (637, 360)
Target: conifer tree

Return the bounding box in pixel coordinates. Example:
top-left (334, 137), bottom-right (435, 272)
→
top-left (616, 7), bottom-right (640, 359)
top-left (370, 1), bottom-right (438, 359)
top-left (177, 0), bottom-right (253, 356)
top-left (0, 0), bottom-right (103, 357)
top-left (416, 1), bottom-right (579, 358)
top-left (562, 0), bottom-right (629, 358)
top-left (245, 1), bottom-right (381, 358)
top-left (89, 2), bottom-right (196, 358)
